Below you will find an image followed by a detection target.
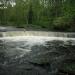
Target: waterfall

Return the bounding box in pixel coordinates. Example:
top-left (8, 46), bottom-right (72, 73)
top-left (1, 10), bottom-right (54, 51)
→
top-left (0, 31), bottom-right (75, 38)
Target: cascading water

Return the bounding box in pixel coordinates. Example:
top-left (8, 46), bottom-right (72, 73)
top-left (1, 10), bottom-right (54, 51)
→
top-left (1, 31), bottom-right (75, 37)
top-left (0, 32), bottom-right (75, 75)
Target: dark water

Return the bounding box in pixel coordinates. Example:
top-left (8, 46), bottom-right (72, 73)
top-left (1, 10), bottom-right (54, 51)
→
top-left (0, 36), bottom-right (75, 75)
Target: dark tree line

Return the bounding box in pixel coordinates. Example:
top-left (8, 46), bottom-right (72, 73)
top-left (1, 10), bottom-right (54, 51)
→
top-left (0, 0), bottom-right (75, 31)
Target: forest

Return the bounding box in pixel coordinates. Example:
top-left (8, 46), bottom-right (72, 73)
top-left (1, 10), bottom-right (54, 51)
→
top-left (0, 0), bottom-right (75, 31)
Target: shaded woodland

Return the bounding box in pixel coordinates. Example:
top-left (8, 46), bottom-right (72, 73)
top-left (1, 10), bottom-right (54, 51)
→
top-left (0, 0), bottom-right (75, 31)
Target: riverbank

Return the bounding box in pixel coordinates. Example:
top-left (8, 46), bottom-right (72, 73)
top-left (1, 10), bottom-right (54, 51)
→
top-left (1, 25), bottom-right (75, 32)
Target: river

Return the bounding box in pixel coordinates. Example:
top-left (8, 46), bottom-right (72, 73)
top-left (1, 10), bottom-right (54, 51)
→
top-left (0, 31), bottom-right (75, 75)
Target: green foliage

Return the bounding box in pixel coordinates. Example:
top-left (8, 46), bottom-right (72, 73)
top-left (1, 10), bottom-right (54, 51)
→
top-left (0, 0), bottom-right (75, 31)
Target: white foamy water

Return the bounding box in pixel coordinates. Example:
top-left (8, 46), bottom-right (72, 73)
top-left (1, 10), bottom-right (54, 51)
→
top-left (1, 35), bottom-right (75, 58)
top-left (0, 36), bottom-right (75, 42)
top-left (1, 31), bottom-right (75, 37)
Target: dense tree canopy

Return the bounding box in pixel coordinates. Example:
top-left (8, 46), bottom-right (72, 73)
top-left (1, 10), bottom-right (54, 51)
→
top-left (0, 0), bottom-right (75, 31)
